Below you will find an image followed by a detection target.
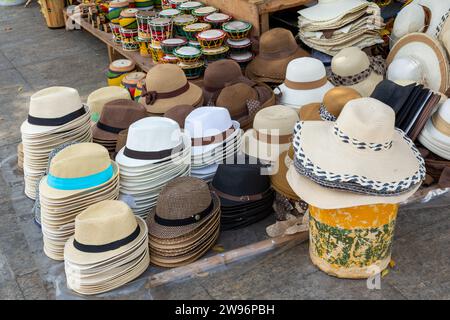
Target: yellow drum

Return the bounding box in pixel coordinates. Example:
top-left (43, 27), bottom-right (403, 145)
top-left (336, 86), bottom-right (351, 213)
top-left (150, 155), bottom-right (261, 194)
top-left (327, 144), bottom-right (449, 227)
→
top-left (149, 43), bottom-right (164, 63)
top-left (106, 59), bottom-right (136, 86)
top-left (139, 42), bottom-right (151, 57)
top-left (309, 203), bottom-right (398, 279)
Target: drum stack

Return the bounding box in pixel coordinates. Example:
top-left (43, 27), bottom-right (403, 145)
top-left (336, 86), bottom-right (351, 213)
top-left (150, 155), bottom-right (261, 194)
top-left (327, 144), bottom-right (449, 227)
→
top-left (108, 0), bottom-right (129, 44)
top-left (119, 8), bottom-right (140, 52)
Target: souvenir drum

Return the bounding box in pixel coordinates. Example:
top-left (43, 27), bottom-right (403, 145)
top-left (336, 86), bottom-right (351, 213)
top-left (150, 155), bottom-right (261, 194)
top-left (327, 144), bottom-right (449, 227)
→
top-left (133, 78), bottom-right (146, 100)
top-left (110, 23), bottom-right (123, 44)
top-left (178, 61), bottom-right (205, 79)
top-left (159, 8), bottom-right (181, 19)
top-left (106, 59), bottom-right (136, 86)
top-left (153, 0), bottom-right (162, 9)
top-left (161, 54), bottom-right (179, 64)
top-left (139, 41), bottom-right (152, 57)
top-left (149, 43), bottom-right (164, 63)
top-left (223, 20), bottom-right (252, 40)
top-left (121, 72), bottom-right (146, 98)
top-left (173, 45), bottom-right (202, 63)
top-left (197, 29), bottom-right (227, 49)
top-left (204, 12), bottom-right (232, 28)
top-left (108, 0), bottom-right (129, 24)
top-left (135, 0), bottom-right (154, 10)
top-left (226, 37), bottom-right (252, 54)
top-left (161, 38), bottom-right (188, 55)
top-left (119, 8), bottom-right (139, 29)
top-left (161, 0), bottom-right (171, 9)
top-left (120, 27), bottom-right (140, 51)
top-left (179, 1), bottom-right (203, 14)
top-left (229, 51), bottom-right (253, 69)
top-left (188, 40), bottom-right (201, 49)
top-left (202, 46), bottom-right (229, 63)
top-left (148, 17), bottom-right (173, 42)
top-left (173, 14), bottom-right (197, 38)
top-left (192, 6), bottom-right (218, 22)
top-left (183, 22), bottom-right (210, 41)
top-left (169, 0), bottom-right (188, 8)
top-left (136, 11), bottom-right (156, 41)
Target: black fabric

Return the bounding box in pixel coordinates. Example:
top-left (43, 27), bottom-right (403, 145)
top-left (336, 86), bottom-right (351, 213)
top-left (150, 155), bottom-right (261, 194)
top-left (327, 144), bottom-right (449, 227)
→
top-left (96, 122), bottom-right (125, 134)
top-left (370, 80), bottom-right (416, 114)
top-left (221, 207), bottom-right (273, 231)
top-left (154, 200), bottom-right (214, 227)
top-left (399, 90), bottom-right (431, 132)
top-left (73, 225), bottom-right (140, 253)
top-left (28, 106), bottom-right (86, 127)
top-left (396, 85), bottom-right (425, 128)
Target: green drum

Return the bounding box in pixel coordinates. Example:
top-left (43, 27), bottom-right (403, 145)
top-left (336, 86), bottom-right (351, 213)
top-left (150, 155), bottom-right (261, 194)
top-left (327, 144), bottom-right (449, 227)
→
top-left (178, 61), bottom-right (205, 79)
top-left (173, 45), bottom-right (202, 63)
top-left (173, 14), bottom-right (197, 38)
top-left (182, 22), bottom-right (210, 41)
top-left (202, 46), bottom-right (229, 64)
top-left (179, 1), bottom-right (203, 14)
top-left (161, 38), bottom-right (188, 55)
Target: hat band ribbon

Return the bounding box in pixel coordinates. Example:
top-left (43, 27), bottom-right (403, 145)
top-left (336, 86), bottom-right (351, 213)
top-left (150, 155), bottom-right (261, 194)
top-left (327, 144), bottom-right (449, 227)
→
top-left (319, 104), bottom-right (337, 122)
top-left (432, 113), bottom-right (450, 136)
top-left (333, 125), bottom-right (392, 151)
top-left (47, 164), bottom-right (114, 190)
top-left (284, 77), bottom-right (328, 90)
top-left (254, 130), bottom-right (292, 144)
top-left (124, 143), bottom-right (184, 160)
top-left (141, 81), bottom-right (190, 105)
top-left (27, 106), bottom-right (86, 126)
top-left (258, 46), bottom-right (298, 60)
top-left (329, 55), bottom-right (385, 86)
top-left (210, 185), bottom-right (269, 202)
top-left (191, 126), bottom-right (235, 146)
top-left (154, 200), bottom-right (214, 227)
top-left (96, 122), bottom-right (125, 134)
top-left (73, 225), bottom-right (140, 253)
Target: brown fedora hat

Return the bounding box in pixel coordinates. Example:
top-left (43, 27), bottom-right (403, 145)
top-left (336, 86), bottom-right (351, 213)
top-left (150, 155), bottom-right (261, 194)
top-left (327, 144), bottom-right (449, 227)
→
top-left (271, 145), bottom-right (299, 201)
top-left (92, 99), bottom-right (148, 141)
top-left (163, 104), bottom-right (195, 129)
top-left (299, 87), bottom-right (361, 121)
top-left (245, 28), bottom-right (310, 84)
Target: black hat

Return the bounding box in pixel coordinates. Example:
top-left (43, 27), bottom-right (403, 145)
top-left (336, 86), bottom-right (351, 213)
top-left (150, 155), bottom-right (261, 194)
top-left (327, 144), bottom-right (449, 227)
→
top-left (371, 80), bottom-right (416, 115)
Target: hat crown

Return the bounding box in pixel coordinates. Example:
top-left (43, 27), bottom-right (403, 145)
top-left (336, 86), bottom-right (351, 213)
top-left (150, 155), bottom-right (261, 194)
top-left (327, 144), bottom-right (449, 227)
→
top-left (87, 87), bottom-right (131, 115)
top-left (29, 87), bottom-right (82, 119)
top-left (332, 47), bottom-right (370, 76)
top-left (49, 143), bottom-right (111, 179)
top-left (212, 164), bottom-right (270, 196)
top-left (253, 105), bottom-right (299, 135)
top-left (156, 177), bottom-right (212, 219)
top-left (74, 200), bottom-right (137, 246)
top-left (392, 3), bottom-right (425, 39)
top-left (145, 64), bottom-right (188, 94)
top-left (260, 28), bottom-right (298, 55)
top-left (126, 117), bottom-right (183, 152)
top-left (335, 98), bottom-right (395, 146)
top-left (216, 83), bottom-right (257, 117)
top-left (323, 87), bottom-right (361, 116)
top-left (185, 107), bottom-right (233, 138)
top-left (99, 99), bottom-right (147, 128)
top-left (286, 57), bottom-right (326, 82)
top-left (204, 59), bottom-right (242, 90)
top-left (387, 57), bottom-right (423, 83)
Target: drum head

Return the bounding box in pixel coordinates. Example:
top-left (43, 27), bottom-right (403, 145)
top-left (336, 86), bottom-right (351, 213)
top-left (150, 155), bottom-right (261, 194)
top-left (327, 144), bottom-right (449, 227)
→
top-left (197, 29), bottom-right (226, 40)
top-left (184, 22), bottom-right (210, 31)
top-left (230, 51), bottom-right (253, 62)
top-left (160, 9), bottom-right (181, 16)
top-left (205, 12), bottom-right (231, 22)
top-left (121, 8), bottom-right (139, 17)
top-left (202, 46), bottom-right (229, 55)
top-left (226, 38), bottom-right (251, 48)
top-left (162, 38), bottom-right (187, 46)
top-left (193, 6), bottom-right (217, 15)
top-left (150, 17), bottom-right (172, 26)
top-left (180, 1), bottom-right (202, 9)
top-left (175, 46), bottom-right (201, 56)
top-left (173, 14), bottom-right (196, 24)
top-left (223, 20), bottom-right (251, 31)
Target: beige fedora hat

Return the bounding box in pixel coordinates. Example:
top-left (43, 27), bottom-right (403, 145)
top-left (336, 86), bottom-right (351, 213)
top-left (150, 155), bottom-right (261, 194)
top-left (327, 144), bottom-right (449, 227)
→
top-left (86, 86), bottom-right (131, 122)
top-left (330, 47), bottom-right (385, 97)
top-left (242, 105), bottom-right (299, 162)
top-left (138, 64), bottom-right (203, 114)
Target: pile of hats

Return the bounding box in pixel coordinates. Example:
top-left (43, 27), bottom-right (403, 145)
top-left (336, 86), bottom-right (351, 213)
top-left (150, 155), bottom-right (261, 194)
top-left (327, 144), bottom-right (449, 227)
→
top-left (116, 117), bottom-right (191, 218)
top-left (39, 143), bottom-right (120, 261)
top-left (287, 97), bottom-right (426, 210)
top-left (186, 107), bottom-right (242, 181)
top-left (20, 87), bottom-right (92, 200)
top-left (418, 100), bottom-right (450, 160)
top-left (146, 177), bottom-right (221, 267)
top-left (87, 85), bottom-right (131, 122)
top-left (92, 99), bottom-right (147, 157)
top-left (64, 200), bottom-right (149, 295)
top-left (211, 164), bottom-right (274, 230)
top-left (371, 79), bottom-right (442, 140)
top-left (298, 0), bottom-right (384, 56)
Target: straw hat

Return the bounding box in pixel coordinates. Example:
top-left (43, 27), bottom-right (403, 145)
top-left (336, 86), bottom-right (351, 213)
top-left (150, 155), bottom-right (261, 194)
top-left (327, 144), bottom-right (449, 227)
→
top-left (138, 64), bottom-right (203, 114)
top-left (277, 57), bottom-right (334, 109)
top-left (288, 97), bottom-right (426, 209)
top-left (245, 28), bottom-right (309, 84)
top-left (387, 33), bottom-right (449, 93)
top-left (330, 47), bottom-right (384, 97)
top-left (298, 0), bottom-right (369, 22)
top-left (164, 104), bottom-right (195, 128)
top-left (242, 105), bottom-right (299, 162)
top-left (270, 146), bottom-right (299, 201)
top-left (86, 86), bottom-right (131, 122)
top-left (299, 87), bottom-right (361, 121)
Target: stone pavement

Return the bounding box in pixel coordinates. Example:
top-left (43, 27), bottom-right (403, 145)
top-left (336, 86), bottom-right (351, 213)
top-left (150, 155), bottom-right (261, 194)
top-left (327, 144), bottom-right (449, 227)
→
top-left (0, 4), bottom-right (449, 300)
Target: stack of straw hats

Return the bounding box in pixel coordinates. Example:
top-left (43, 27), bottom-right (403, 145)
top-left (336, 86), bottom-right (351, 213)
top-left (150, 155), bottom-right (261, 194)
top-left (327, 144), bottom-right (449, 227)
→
top-left (146, 177), bottom-right (221, 267)
top-left (115, 117), bottom-right (191, 218)
top-left (298, 0), bottom-right (384, 56)
top-left (39, 143), bottom-right (120, 260)
top-left (185, 107), bottom-right (242, 181)
top-left (20, 87), bottom-right (92, 200)
top-left (64, 200), bottom-right (149, 295)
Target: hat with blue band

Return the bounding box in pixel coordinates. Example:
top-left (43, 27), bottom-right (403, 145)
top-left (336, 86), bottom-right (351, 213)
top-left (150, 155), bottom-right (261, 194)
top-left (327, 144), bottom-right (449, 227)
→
top-left (47, 164), bottom-right (114, 190)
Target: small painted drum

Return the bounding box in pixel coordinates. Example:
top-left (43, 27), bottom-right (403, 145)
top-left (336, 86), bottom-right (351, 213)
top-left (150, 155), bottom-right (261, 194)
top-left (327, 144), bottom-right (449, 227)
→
top-left (204, 12), bottom-right (232, 28)
top-left (173, 14), bottom-right (197, 38)
top-left (110, 23), bottom-right (123, 44)
top-left (223, 20), bottom-right (252, 40)
top-left (133, 78), bottom-right (146, 100)
top-left (148, 17), bottom-right (173, 42)
top-left (179, 1), bottom-right (203, 14)
top-left (183, 22), bottom-right (211, 41)
top-left (121, 72), bottom-right (146, 98)
top-left (202, 46), bottom-right (229, 63)
top-left (108, 0), bottom-right (129, 24)
top-left (192, 6), bottom-right (218, 22)
top-left (139, 41), bottom-right (152, 57)
top-left (178, 61), bottom-right (205, 79)
top-left (161, 0), bottom-right (171, 9)
top-left (161, 54), bottom-right (179, 64)
top-left (159, 8), bottom-right (181, 19)
top-left (135, 0), bottom-right (154, 10)
top-left (153, 0), bottom-right (162, 9)
top-left (107, 59), bottom-right (136, 87)
top-left (226, 37), bottom-right (252, 54)
top-left (161, 38), bottom-right (188, 55)
top-left (188, 40), bottom-right (201, 49)
top-left (173, 45), bottom-right (202, 63)
top-left (136, 11), bottom-right (156, 41)
top-left (149, 43), bottom-right (164, 63)
top-left (229, 51), bottom-right (253, 69)
top-left (120, 27), bottom-right (140, 51)
top-left (119, 8), bottom-right (139, 29)
top-left (196, 29), bottom-right (227, 49)
top-left (169, 0), bottom-right (188, 8)
top-left (128, 0), bottom-right (136, 8)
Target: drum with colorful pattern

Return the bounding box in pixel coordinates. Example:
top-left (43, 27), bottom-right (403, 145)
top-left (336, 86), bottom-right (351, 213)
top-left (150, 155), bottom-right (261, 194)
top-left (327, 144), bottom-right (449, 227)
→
top-left (196, 29), bottom-right (227, 49)
top-left (173, 14), bottom-right (197, 38)
top-left (136, 10), bottom-right (156, 41)
top-left (108, 0), bottom-right (129, 24)
top-left (106, 59), bottom-right (136, 87)
top-left (202, 46), bottom-right (229, 63)
top-left (110, 23), bottom-right (123, 44)
top-left (160, 54), bottom-right (179, 64)
top-left (222, 20), bottom-right (252, 40)
top-left (178, 61), bottom-right (205, 79)
top-left (148, 17), bottom-right (173, 42)
top-left (139, 41), bottom-right (152, 57)
top-left (119, 8), bottom-right (139, 29)
top-left (188, 40), bottom-right (201, 49)
top-left (121, 72), bottom-right (147, 98)
top-left (161, 38), bottom-right (188, 55)
top-left (192, 6), bottom-right (218, 22)
top-left (204, 12), bottom-right (232, 28)
top-left (169, 0), bottom-right (188, 8)
top-left (159, 8), bottom-right (181, 19)
top-left (226, 37), bottom-right (252, 54)
top-left (135, 0), bottom-right (154, 10)
top-left (120, 27), bottom-right (140, 51)
top-left (183, 22), bottom-right (210, 41)
top-left (173, 45), bottom-right (202, 63)
top-left (133, 78), bottom-right (146, 100)
top-left (149, 42), bottom-right (164, 63)
top-left (179, 1), bottom-right (203, 14)
top-left (161, 0), bottom-right (171, 9)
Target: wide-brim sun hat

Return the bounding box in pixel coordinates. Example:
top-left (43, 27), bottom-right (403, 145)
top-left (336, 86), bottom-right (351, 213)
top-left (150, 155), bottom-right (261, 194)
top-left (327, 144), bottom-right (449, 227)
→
top-left (298, 0), bottom-right (369, 22)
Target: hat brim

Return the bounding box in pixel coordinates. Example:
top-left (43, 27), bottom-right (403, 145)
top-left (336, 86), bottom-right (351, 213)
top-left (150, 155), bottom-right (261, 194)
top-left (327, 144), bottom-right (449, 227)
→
top-left (345, 72), bottom-right (383, 97)
top-left (298, 0), bottom-right (367, 21)
top-left (270, 151), bottom-right (298, 198)
top-left (241, 129), bottom-right (291, 162)
top-left (191, 121), bottom-right (241, 156)
top-left (92, 124), bottom-right (120, 142)
top-left (278, 81), bottom-right (334, 109)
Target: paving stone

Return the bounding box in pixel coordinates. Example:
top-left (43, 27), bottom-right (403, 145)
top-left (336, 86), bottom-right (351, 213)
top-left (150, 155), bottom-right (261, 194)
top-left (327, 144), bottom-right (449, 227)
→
top-left (0, 280), bottom-right (24, 300)
top-left (0, 231), bottom-right (39, 277)
top-left (16, 271), bottom-right (49, 300)
top-left (0, 51), bottom-right (13, 71)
